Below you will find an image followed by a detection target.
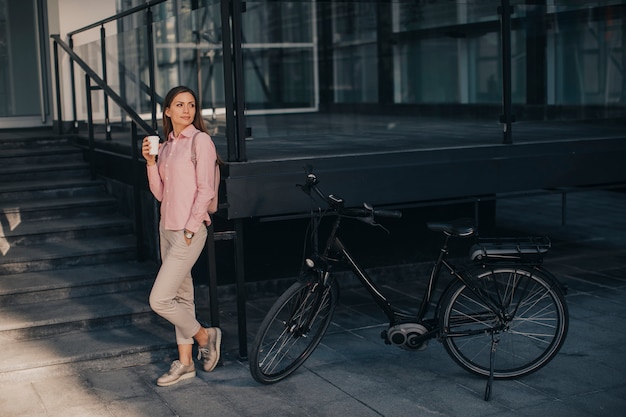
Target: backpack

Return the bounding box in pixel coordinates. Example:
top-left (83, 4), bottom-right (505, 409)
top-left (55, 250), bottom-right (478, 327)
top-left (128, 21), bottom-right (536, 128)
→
top-left (190, 131), bottom-right (220, 214)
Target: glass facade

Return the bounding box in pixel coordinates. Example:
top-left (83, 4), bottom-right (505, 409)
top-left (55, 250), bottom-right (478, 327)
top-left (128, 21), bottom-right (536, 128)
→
top-left (242, 2), bottom-right (316, 111)
top-left (332, 2), bottom-right (378, 103)
top-left (0, 0), bottom-right (46, 120)
top-left (65, 0), bottom-right (624, 154)
top-left (552, 2), bottom-right (625, 105)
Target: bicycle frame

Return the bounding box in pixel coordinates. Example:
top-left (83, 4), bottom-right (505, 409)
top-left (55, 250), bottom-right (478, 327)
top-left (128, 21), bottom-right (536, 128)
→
top-left (311, 209), bottom-right (444, 326)
top-left (308, 204), bottom-right (510, 339)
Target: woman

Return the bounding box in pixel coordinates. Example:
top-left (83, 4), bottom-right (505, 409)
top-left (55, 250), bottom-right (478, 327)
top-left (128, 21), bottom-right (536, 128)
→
top-left (141, 85), bottom-right (222, 387)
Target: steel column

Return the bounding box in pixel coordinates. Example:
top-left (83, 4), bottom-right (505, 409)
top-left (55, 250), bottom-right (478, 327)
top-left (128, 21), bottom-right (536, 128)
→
top-left (100, 25), bottom-right (111, 140)
top-left (499, 0), bottom-right (514, 144)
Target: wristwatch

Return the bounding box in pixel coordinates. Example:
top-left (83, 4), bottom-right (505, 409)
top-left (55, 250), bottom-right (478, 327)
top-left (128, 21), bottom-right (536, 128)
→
top-left (184, 230), bottom-right (194, 239)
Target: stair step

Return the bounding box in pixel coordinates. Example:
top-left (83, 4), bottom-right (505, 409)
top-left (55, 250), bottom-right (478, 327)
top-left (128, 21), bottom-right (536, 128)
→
top-left (2, 215), bottom-right (133, 247)
top-left (0, 134), bottom-right (73, 149)
top-left (0, 234), bottom-right (137, 274)
top-left (0, 145), bottom-right (83, 165)
top-left (0, 161), bottom-right (90, 181)
top-left (0, 195), bottom-right (118, 221)
top-left (0, 261), bottom-right (158, 306)
top-left (0, 289), bottom-right (156, 341)
top-left (0, 178), bottom-right (106, 201)
top-left (0, 321), bottom-right (176, 381)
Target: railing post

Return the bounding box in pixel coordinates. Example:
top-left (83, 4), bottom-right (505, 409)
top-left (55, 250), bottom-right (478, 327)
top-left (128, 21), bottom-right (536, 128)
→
top-left (220, 0), bottom-right (248, 162)
top-left (206, 224), bottom-right (220, 328)
top-left (85, 74), bottom-right (96, 180)
top-left (220, 0), bottom-right (236, 162)
top-left (100, 25), bottom-right (111, 140)
top-left (146, 7), bottom-right (157, 132)
top-left (53, 40), bottom-right (63, 134)
top-left (231, 0), bottom-right (247, 161)
top-left (131, 122), bottom-right (145, 260)
top-left (234, 218), bottom-right (247, 359)
top-left (499, 0), bottom-right (514, 144)
top-left (561, 192), bottom-right (567, 226)
top-left (69, 36), bottom-right (78, 132)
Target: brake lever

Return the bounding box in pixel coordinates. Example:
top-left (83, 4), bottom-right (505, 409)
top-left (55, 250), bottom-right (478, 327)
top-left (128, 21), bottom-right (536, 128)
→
top-left (356, 203), bottom-right (391, 234)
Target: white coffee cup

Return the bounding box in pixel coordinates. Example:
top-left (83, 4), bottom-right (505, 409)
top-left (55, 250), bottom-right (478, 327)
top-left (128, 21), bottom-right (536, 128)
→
top-left (147, 136), bottom-right (160, 155)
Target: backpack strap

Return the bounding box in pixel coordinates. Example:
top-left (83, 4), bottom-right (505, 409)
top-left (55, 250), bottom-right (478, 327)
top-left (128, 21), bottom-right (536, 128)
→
top-left (190, 131), bottom-right (200, 166)
top-left (190, 131), bottom-right (220, 214)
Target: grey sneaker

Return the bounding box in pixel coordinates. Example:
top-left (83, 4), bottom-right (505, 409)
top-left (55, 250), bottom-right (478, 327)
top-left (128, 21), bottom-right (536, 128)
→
top-left (197, 327), bottom-right (222, 372)
top-left (156, 360), bottom-right (196, 387)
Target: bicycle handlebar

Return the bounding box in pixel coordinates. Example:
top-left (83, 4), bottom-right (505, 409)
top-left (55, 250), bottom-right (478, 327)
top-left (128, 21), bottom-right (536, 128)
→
top-left (299, 172), bottom-right (402, 221)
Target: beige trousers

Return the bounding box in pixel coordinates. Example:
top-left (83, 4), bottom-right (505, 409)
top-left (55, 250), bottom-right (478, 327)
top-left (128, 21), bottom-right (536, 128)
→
top-left (149, 225), bottom-right (207, 345)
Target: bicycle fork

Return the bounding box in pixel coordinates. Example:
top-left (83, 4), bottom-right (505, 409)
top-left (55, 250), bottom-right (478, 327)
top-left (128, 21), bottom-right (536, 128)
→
top-left (296, 272), bottom-right (333, 337)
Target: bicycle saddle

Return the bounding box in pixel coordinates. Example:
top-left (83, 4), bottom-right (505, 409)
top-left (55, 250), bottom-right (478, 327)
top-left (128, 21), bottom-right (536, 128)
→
top-left (426, 219), bottom-right (476, 237)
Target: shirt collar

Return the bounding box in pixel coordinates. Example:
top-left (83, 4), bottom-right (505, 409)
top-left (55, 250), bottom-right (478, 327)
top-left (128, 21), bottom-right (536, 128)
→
top-left (168, 125), bottom-right (197, 142)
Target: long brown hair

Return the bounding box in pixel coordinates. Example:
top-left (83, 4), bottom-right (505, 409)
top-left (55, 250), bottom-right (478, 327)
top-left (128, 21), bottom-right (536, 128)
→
top-left (162, 85), bottom-right (224, 165)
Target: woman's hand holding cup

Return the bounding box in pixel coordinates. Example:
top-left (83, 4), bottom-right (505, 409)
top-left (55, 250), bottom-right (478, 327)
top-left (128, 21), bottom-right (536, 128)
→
top-left (142, 136), bottom-right (160, 166)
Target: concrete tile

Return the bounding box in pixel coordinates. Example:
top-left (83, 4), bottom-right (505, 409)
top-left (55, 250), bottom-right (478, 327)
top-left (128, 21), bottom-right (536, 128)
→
top-left (567, 293), bottom-right (626, 322)
top-left (157, 379), bottom-right (268, 417)
top-left (48, 403), bottom-right (113, 417)
top-left (106, 398), bottom-right (178, 417)
top-left (565, 385), bottom-right (626, 417)
top-left (560, 313), bottom-right (626, 355)
top-left (508, 399), bottom-right (599, 417)
top-left (0, 381), bottom-right (46, 416)
top-left (31, 374), bottom-right (97, 411)
top-left (306, 396), bottom-right (396, 417)
top-left (85, 368), bottom-right (152, 401)
top-left (515, 353), bottom-right (624, 398)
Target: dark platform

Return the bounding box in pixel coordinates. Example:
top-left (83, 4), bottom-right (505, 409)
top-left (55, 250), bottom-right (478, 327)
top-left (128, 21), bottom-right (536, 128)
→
top-left (222, 114), bottom-right (626, 219)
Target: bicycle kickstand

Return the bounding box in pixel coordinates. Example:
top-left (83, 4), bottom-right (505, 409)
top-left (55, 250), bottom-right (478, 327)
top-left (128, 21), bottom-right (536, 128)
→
top-left (484, 333), bottom-right (500, 401)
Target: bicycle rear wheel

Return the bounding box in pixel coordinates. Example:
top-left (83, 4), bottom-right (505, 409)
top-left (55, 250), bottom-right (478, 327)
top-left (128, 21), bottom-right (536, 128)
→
top-left (249, 275), bottom-right (339, 384)
top-left (439, 266), bottom-right (568, 379)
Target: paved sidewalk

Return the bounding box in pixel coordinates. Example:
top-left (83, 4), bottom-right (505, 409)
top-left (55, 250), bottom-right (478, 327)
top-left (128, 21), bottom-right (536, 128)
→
top-left (2, 190), bottom-right (625, 417)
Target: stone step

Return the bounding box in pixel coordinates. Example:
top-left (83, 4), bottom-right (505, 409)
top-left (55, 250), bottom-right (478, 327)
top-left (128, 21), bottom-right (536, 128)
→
top-left (1, 214), bottom-right (133, 247)
top-left (0, 177), bottom-right (106, 201)
top-left (0, 195), bottom-right (118, 221)
top-left (0, 289), bottom-right (156, 341)
top-left (0, 161), bottom-right (90, 181)
top-left (0, 321), bottom-right (176, 382)
top-left (0, 134), bottom-right (73, 149)
top-left (0, 260), bottom-right (158, 306)
top-left (0, 234), bottom-right (137, 275)
top-left (0, 145), bottom-right (83, 165)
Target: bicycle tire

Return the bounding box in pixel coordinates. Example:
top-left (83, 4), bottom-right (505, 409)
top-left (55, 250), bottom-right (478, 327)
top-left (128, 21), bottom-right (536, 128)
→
top-left (249, 275), bottom-right (339, 384)
top-left (439, 266), bottom-right (568, 379)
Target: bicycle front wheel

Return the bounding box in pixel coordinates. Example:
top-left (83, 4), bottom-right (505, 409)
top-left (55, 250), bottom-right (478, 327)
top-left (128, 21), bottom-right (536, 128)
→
top-left (249, 276), bottom-right (339, 384)
top-left (439, 266), bottom-right (568, 379)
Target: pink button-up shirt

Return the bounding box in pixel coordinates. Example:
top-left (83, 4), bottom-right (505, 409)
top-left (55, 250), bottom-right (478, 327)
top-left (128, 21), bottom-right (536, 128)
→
top-left (147, 125), bottom-right (217, 233)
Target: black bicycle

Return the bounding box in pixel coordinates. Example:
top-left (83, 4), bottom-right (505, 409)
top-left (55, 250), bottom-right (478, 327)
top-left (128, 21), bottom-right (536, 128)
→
top-left (249, 172), bottom-right (569, 400)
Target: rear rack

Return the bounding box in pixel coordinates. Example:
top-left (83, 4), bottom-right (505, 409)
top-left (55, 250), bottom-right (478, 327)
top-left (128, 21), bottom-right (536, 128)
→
top-left (470, 236), bottom-right (551, 265)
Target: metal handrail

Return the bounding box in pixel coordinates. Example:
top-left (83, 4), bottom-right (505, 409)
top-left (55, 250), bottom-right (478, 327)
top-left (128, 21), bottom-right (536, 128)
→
top-left (67, 0), bottom-right (168, 37)
top-left (65, 1), bottom-right (166, 135)
top-left (51, 34), bottom-right (156, 135)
